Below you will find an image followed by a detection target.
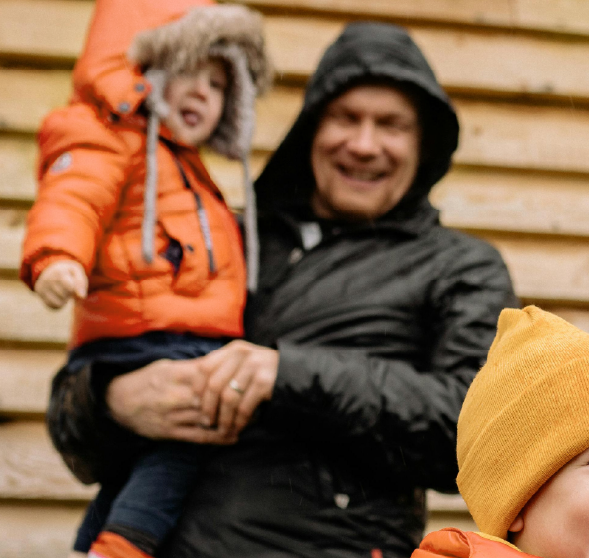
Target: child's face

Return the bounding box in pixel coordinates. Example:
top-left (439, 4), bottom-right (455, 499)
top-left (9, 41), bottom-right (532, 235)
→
top-left (509, 446), bottom-right (589, 558)
top-left (162, 59), bottom-right (227, 147)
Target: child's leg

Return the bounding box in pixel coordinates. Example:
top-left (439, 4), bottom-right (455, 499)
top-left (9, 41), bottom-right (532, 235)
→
top-left (69, 332), bottom-right (223, 557)
top-left (89, 442), bottom-right (202, 558)
top-left (73, 483), bottom-right (121, 553)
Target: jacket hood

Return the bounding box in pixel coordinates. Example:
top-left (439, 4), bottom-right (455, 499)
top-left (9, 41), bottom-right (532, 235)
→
top-left (255, 21), bottom-right (459, 214)
top-left (72, 0), bottom-right (215, 116)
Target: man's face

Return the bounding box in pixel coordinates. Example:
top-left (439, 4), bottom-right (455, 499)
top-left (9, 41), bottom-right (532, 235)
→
top-left (162, 59), bottom-right (227, 147)
top-left (509, 446), bottom-right (589, 558)
top-left (310, 84), bottom-right (421, 221)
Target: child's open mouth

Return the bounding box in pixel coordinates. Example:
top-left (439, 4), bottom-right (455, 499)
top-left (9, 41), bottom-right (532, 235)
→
top-left (181, 109), bottom-right (201, 127)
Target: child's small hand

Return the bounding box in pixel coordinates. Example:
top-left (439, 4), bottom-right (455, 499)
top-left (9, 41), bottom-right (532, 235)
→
top-left (34, 260), bottom-right (88, 309)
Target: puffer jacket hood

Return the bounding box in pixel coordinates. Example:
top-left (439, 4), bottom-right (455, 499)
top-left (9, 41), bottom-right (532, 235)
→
top-left (72, 0), bottom-right (271, 159)
top-left (72, 0), bottom-right (214, 117)
top-left (255, 21), bottom-right (459, 213)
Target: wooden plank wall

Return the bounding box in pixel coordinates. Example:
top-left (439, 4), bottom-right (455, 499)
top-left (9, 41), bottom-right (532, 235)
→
top-left (1, 0), bottom-right (589, 554)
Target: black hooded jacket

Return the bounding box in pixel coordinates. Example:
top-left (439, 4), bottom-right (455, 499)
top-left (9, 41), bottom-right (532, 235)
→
top-left (161, 22), bottom-right (518, 558)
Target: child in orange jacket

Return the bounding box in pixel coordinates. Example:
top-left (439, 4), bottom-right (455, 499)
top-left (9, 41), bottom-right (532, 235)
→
top-left (412, 306), bottom-right (589, 558)
top-left (19, 1), bottom-right (271, 558)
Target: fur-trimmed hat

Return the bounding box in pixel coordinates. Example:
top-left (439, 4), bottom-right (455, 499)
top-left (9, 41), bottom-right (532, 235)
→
top-left (129, 4), bottom-right (272, 291)
top-left (457, 306), bottom-right (589, 539)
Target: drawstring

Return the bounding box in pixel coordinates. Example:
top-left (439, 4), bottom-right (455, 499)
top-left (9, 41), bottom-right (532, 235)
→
top-left (175, 159), bottom-right (217, 275)
top-left (242, 154), bottom-right (259, 292)
top-left (141, 69), bottom-right (168, 263)
top-left (141, 107), bottom-right (159, 263)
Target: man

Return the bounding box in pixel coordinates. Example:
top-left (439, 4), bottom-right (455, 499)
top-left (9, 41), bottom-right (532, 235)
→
top-left (54, 21), bottom-right (518, 558)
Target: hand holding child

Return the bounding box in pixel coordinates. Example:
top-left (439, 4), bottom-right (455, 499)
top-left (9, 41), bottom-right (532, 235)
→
top-left (196, 341), bottom-right (279, 438)
top-left (34, 260), bottom-right (88, 309)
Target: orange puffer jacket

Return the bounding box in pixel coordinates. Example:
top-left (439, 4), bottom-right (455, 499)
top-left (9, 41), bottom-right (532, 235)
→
top-left (412, 529), bottom-right (537, 558)
top-left (20, 0), bottom-right (246, 348)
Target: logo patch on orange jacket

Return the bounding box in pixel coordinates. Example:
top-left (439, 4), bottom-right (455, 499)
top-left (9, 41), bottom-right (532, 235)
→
top-left (50, 152), bottom-right (73, 173)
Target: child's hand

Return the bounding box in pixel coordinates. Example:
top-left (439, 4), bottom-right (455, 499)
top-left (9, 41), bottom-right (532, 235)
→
top-left (34, 260), bottom-right (88, 309)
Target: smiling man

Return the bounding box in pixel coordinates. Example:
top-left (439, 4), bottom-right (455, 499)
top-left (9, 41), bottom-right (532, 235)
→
top-left (54, 21), bottom-right (519, 558)
top-left (309, 85), bottom-right (421, 221)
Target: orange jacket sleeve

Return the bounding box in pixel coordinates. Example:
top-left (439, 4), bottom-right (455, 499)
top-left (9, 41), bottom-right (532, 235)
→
top-left (20, 105), bottom-right (133, 288)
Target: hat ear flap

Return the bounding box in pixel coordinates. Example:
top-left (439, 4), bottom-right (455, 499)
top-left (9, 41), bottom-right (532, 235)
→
top-left (207, 45), bottom-right (259, 292)
top-left (207, 44), bottom-right (256, 160)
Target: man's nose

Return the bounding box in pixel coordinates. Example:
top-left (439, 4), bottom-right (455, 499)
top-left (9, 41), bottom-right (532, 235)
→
top-left (347, 120), bottom-right (379, 156)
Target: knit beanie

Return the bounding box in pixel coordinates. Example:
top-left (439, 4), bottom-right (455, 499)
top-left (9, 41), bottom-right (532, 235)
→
top-left (457, 305), bottom-right (589, 539)
top-left (128, 4), bottom-right (272, 291)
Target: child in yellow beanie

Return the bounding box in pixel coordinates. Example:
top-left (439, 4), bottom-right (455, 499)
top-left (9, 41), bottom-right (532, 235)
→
top-left (412, 305), bottom-right (589, 558)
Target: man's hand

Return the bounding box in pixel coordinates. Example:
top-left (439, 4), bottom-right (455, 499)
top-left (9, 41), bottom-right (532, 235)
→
top-left (107, 359), bottom-right (204, 440)
top-left (34, 260), bottom-right (88, 309)
top-left (197, 341), bottom-right (279, 437)
top-left (104, 344), bottom-right (279, 446)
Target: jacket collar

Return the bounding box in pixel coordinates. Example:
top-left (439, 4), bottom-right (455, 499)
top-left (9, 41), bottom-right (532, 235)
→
top-left (273, 196), bottom-right (439, 245)
top-left (414, 529), bottom-right (536, 558)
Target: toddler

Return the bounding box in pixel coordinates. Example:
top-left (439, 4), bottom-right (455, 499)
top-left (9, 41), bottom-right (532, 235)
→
top-left (19, 1), bottom-right (271, 557)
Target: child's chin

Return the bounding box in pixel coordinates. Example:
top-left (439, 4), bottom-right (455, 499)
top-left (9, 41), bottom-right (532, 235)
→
top-left (175, 130), bottom-right (204, 148)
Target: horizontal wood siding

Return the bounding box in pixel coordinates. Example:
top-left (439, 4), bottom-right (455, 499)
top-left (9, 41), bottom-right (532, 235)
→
top-left (1, 0), bottom-right (588, 552)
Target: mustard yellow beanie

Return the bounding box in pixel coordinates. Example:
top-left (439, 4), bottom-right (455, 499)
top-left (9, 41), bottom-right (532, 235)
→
top-left (457, 305), bottom-right (589, 539)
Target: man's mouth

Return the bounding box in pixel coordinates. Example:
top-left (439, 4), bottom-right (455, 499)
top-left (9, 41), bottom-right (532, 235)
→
top-left (181, 109), bottom-right (201, 127)
top-left (337, 164), bottom-right (387, 182)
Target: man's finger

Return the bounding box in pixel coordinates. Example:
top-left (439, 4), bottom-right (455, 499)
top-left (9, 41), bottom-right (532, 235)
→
top-left (217, 365), bottom-right (254, 433)
top-left (170, 426), bottom-right (238, 445)
top-left (165, 408), bottom-right (203, 426)
top-left (197, 340), bottom-right (250, 373)
top-left (200, 353), bottom-right (243, 425)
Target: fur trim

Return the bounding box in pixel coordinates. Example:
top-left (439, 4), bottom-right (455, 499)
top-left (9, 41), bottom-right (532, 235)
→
top-left (207, 42), bottom-right (256, 159)
top-left (129, 4), bottom-right (272, 160)
top-left (128, 4), bottom-right (271, 93)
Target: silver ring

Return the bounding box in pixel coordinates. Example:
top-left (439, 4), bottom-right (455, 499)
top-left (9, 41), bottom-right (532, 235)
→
top-left (229, 379), bottom-right (245, 395)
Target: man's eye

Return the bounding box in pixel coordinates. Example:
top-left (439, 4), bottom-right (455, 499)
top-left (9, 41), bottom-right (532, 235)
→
top-left (330, 112), bottom-right (358, 125)
top-left (380, 118), bottom-right (414, 131)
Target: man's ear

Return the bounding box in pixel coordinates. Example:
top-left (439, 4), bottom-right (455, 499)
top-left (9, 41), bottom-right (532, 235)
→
top-left (508, 514), bottom-right (524, 533)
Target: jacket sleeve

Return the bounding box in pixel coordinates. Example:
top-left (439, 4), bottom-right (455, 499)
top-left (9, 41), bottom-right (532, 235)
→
top-left (263, 243), bottom-right (519, 492)
top-left (20, 107), bottom-right (131, 288)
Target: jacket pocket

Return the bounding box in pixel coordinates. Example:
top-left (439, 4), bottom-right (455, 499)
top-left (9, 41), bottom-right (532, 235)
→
top-left (156, 212), bottom-right (210, 296)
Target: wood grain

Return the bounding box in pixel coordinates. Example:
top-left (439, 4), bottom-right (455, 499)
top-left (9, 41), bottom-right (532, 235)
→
top-left (0, 421), bottom-right (95, 500)
top-left (0, 502), bottom-right (87, 558)
top-left (0, 280), bottom-right (71, 345)
top-left (231, 0), bottom-right (589, 37)
top-left (2, 4), bottom-right (589, 103)
top-left (482, 234), bottom-right (589, 305)
top-left (264, 17), bottom-right (589, 101)
top-left (432, 168), bottom-right (589, 237)
top-left (0, 349), bottom-right (65, 416)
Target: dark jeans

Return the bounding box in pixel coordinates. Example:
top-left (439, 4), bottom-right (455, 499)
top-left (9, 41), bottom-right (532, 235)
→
top-left (69, 332), bottom-right (226, 554)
